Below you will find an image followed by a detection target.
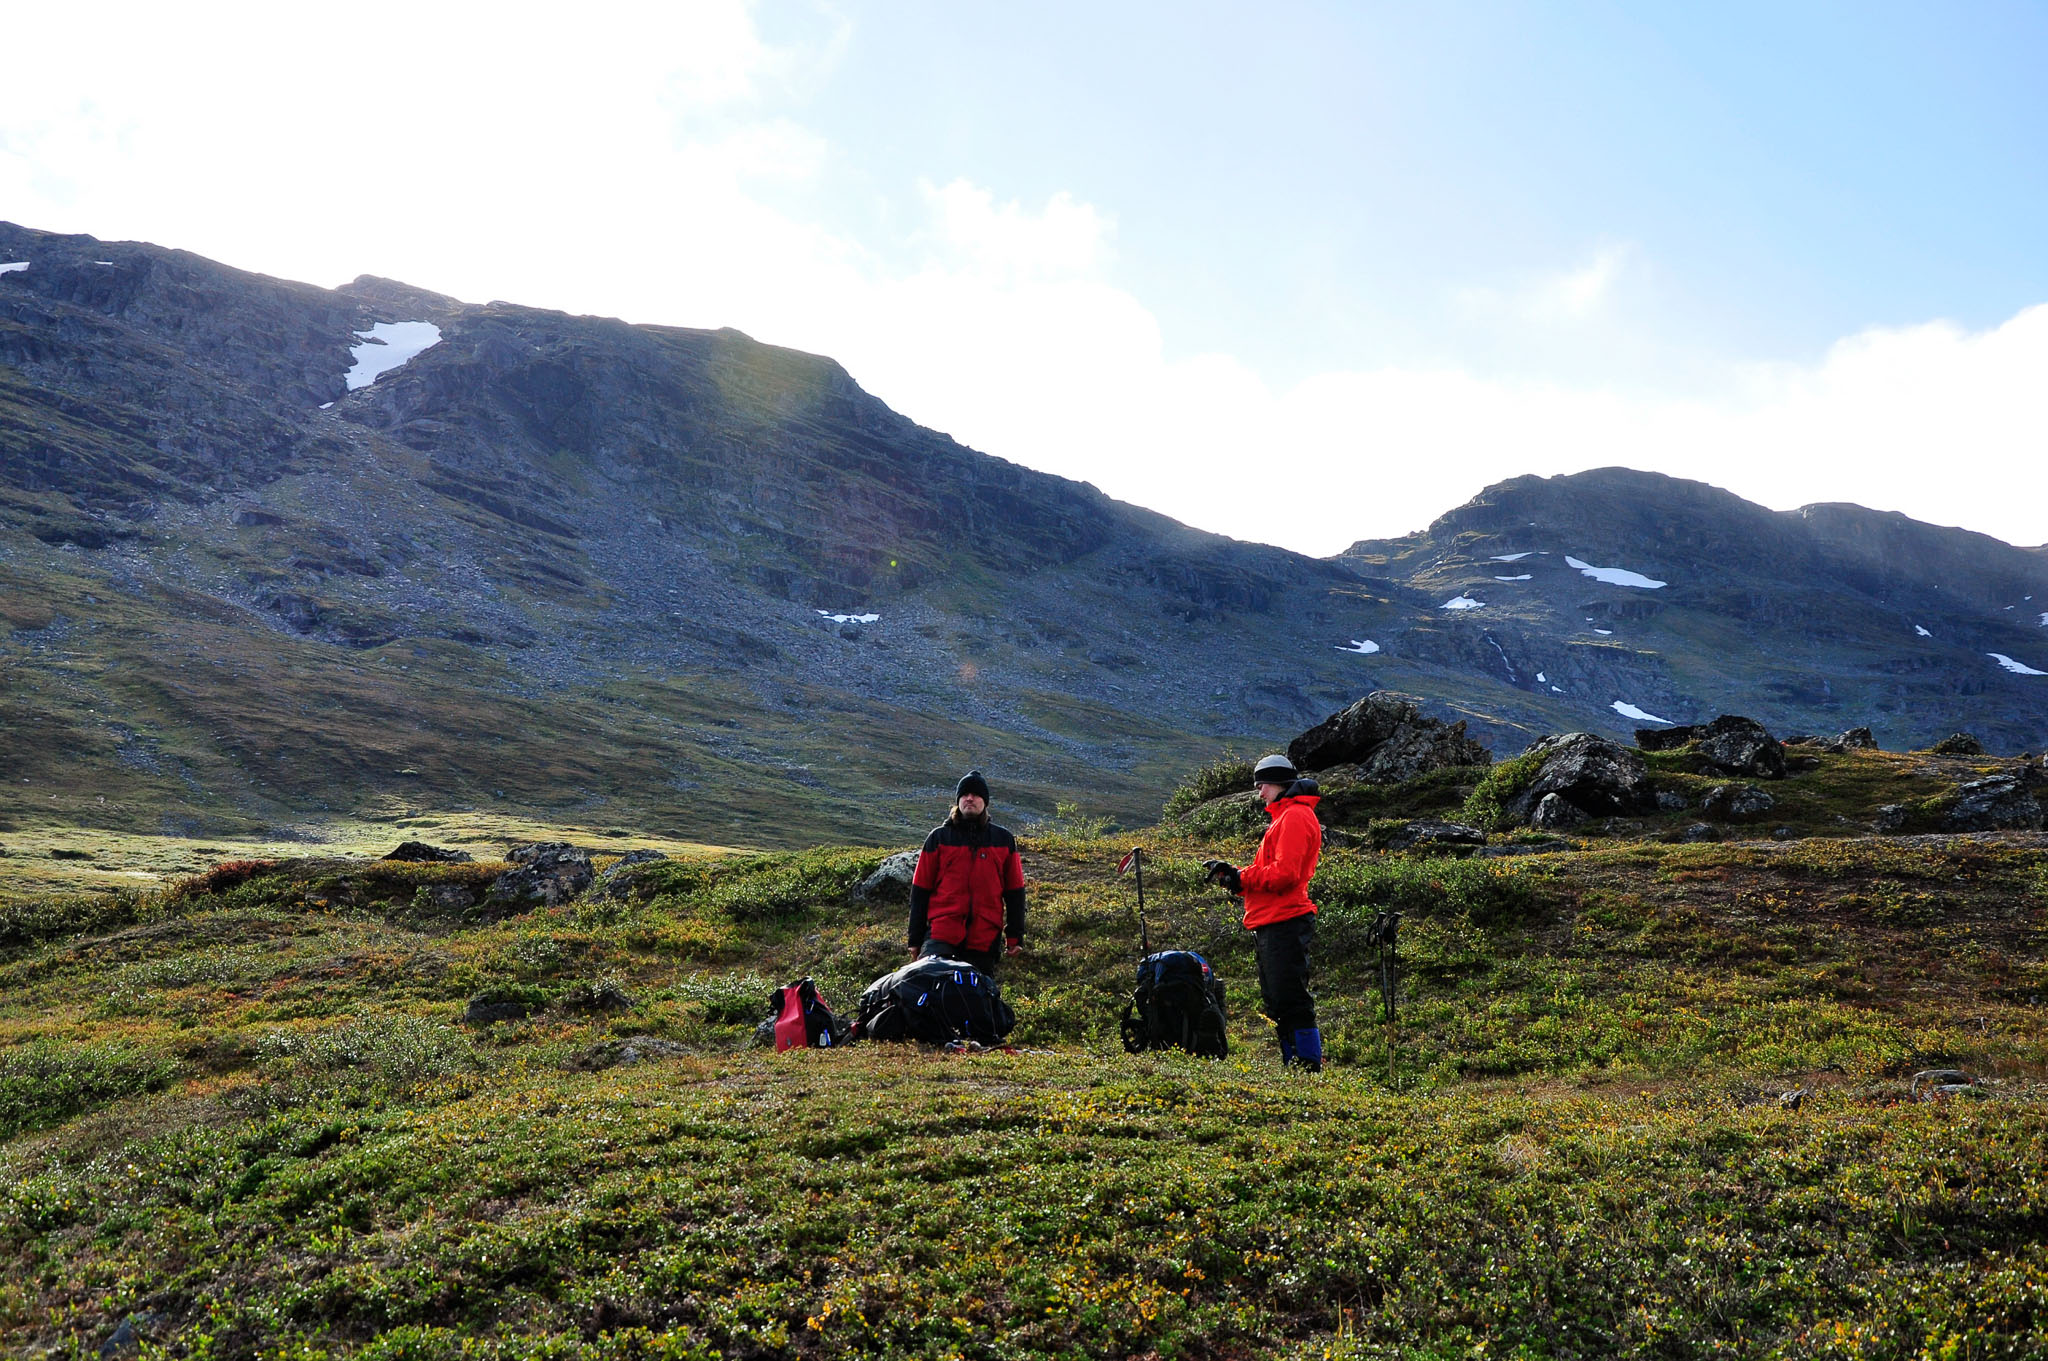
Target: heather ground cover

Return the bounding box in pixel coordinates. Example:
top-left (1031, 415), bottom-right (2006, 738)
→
top-left (3, 804), bottom-right (2045, 1357)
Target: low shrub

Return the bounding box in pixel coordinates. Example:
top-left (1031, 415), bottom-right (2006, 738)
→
top-left (1161, 752), bottom-right (1255, 821)
top-left (1313, 853), bottom-right (1545, 931)
top-left (1461, 751), bottom-right (1545, 831)
top-left (256, 1014), bottom-right (479, 1093)
top-left (168, 860), bottom-right (279, 900)
top-left (0, 1039), bottom-right (180, 1140)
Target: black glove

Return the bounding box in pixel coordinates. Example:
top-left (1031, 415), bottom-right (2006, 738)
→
top-left (1202, 860), bottom-right (1242, 894)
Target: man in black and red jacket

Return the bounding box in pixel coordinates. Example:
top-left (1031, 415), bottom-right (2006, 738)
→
top-left (906, 770), bottom-right (1026, 976)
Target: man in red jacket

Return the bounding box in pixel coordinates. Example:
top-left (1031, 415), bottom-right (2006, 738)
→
top-left (1205, 753), bottom-right (1323, 1070)
top-left (907, 770), bottom-right (1026, 977)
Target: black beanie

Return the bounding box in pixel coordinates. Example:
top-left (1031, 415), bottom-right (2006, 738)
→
top-left (956, 769), bottom-right (991, 801)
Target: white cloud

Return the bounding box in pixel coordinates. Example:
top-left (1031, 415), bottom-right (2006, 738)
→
top-left (2, 4), bottom-right (2041, 560)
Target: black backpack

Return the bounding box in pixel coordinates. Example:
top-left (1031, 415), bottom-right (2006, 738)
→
top-left (1120, 950), bottom-right (1228, 1058)
top-left (857, 956), bottom-right (1016, 1045)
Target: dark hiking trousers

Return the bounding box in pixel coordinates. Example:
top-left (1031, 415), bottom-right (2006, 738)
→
top-left (1254, 914), bottom-right (1316, 1034)
top-left (918, 936), bottom-right (1002, 980)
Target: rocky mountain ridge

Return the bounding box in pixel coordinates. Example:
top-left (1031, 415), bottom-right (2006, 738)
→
top-left (4, 221), bottom-right (2044, 844)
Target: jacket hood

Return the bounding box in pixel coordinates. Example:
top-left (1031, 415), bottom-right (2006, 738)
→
top-left (1265, 780), bottom-right (1321, 817)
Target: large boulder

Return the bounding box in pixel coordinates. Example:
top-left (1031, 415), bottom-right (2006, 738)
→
top-left (486, 843), bottom-right (595, 910)
top-left (1505, 733), bottom-right (1655, 824)
top-left (1945, 776), bottom-right (2044, 832)
top-left (1380, 819), bottom-right (1488, 851)
top-left (1288, 691), bottom-right (1491, 781)
top-left (1828, 726), bottom-right (1879, 752)
top-left (1635, 725), bottom-right (1698, 753)
top-left (1928, 732), bottom-right (1988, 756)
top-left (1701, 783), bottom-right (1777, 821)
top-left (593, 848), bottom-right (668, 900)
top-left (855, 849), bottom-right (921, 902)
top-left (1695, 715), bottom-right (1787, 780)
top-left (1530, 793), bottom-right (1587, 831)
top-left (381, 841), bottom-right (474, 863)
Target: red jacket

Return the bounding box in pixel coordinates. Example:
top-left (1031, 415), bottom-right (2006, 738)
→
top-left (1239, 790), bottom-right (1321, 929)
top-left (908, 817), bottom-right (1026, 953)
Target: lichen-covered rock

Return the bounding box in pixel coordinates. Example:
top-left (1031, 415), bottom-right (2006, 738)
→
top-left (1381, 819), bottom-right (1488, 851)
top-left (1530, 792), bottom-right (1587, 831)
top-left (1701, 783), bottom-right (1776, 821)
top-left (1504, 733), bottom-right (1654, 826)
top-left (486, 844), bottom-right (595, 910)
top-left (593, 848), bottom-right (669, 899)
top-left (1695, 715), bottom-right (1786, 780)
top-left (1287, 691), bottom-right (1491, 781)
top-left (1928, 732), bottom-right (1988, 756)
top-left (1830, 726), bottom-right (1879, 751)
top-left (855, 849), bottom-right (921, 901)
top-left (1945, 776), bottom-right (2043, 832)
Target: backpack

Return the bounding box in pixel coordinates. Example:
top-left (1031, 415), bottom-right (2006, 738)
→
top-left (769, 978), bottom-right (848, 1051)
top-left (1120, 950), bottom-right (1228, 1058)
top-left (856, 955), bottom-right (1016, 1045)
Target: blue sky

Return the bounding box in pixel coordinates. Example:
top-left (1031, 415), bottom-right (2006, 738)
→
top-left (3, 1), bottom-right (2044, 551)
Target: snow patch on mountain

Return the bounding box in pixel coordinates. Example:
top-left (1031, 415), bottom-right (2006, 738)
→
top-left (1613, 701), bottom-right (1674, 724)
top-left (345, 321), bottom-right (443, 391)
top-left (1565, 556), bottom-right (1666, 589)
top-left (816, 610), bottom-right (879, 625)
top-left (1915, 625), bottom-right (1932, 637)
top-left (1442, 596), bottom-right (1484, 610)
top-left (1336, 639), bottom-right (1381, 654)
top-left (1490, 552), bottom-right (1535, 562)
top-left (0, 262), bottom-right (28, 275)
top-left (1989, 653), bottom-right (2047, 676)
top-left (1495, 574), bottom-right (1532, 581)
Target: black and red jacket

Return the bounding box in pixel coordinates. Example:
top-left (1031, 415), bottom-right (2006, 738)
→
top-left (906, 813), bottom-right (1026, 954)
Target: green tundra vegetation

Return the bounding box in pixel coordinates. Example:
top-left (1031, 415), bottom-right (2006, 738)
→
top-left (2, 747), bottom-right (2045, 1358)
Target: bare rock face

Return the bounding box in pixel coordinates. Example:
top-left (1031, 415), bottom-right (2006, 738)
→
top-left (1288, 691), bottom-right (1492, 782)
top-left (1701, 783), bottom-right (1776, 821)
top-left (1945, 776), bottom-right (2044, 832)
top-left (1506, 733), bottom-right (1654, 825)
top-left (1695, 715), bottom-right (1787, 780)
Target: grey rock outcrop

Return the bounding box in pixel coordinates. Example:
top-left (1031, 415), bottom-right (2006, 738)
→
top-left (1288, 691), bottom-right (1491, 781)
top-left (1701, 783), bottom-right (1776, 821)
top-left (856, 849), bottom-right (921, 901)
top-left (1504, 732), bottom-right (1655, 825)
top-left (593, 848), bottom-right (668, 899)
top-left (1829, 726), bottom-right (1879, 752)
top-left (486, 843), bottom-right (595, 910)
top-left (1695, 715), bottom-right (1787, 780)
top-left (1530, 792), bottom-right (1587, 831)
top-left (381, 840), bottom-right (474, 862)
top-left (1635, 725), bottom-right (1698, 753)
top-left (1381, 819), bottom-right (1488, 851)
top-left (1928, 732), bottom-right (1988, 756)
top-left (1945, 776), bottom-right (2044, 832)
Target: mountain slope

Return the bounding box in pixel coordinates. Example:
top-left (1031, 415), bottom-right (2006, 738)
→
top-left (1335, 467), bottom-right (2048, 753)
top-left (4, 223), bottom-right (2044, 847)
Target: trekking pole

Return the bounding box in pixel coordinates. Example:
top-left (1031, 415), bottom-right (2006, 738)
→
top-left (1117, 847), bottom-right (1150, 957)
top-left (1366, 911), bottom-right (1401, 1081)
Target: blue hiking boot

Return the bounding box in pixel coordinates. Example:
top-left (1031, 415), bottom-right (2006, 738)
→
top-left (1293, 1027), bottom-right (1324, 1073)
